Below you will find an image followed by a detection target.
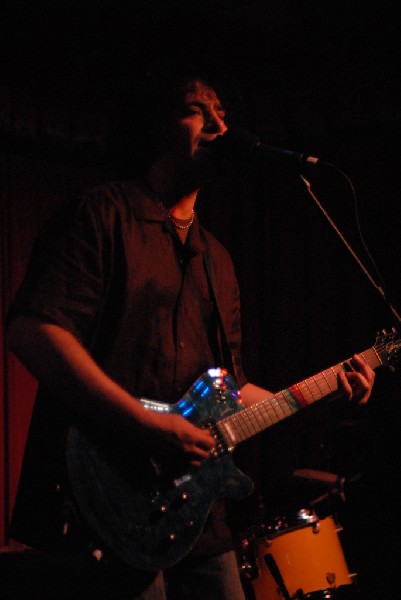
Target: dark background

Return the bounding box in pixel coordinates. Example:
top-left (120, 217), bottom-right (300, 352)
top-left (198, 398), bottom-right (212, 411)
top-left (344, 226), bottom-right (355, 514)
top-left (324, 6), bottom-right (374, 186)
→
top-left (2, 1), bottom-right (401, 598)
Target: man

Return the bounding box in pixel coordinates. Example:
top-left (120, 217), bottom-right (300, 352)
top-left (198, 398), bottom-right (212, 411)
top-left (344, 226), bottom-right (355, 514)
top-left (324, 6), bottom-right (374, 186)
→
top-left (6, 68), bottom-right (375, 599)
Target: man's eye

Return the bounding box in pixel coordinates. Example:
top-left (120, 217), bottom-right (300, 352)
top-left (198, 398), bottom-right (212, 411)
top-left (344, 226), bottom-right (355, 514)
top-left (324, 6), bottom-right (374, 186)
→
top-left (181, 106), bottom-right (202, 116)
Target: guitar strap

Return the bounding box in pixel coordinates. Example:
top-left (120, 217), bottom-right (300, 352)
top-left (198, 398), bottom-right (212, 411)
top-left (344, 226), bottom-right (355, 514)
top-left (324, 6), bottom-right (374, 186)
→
top-left (200, 229), bottom-right (240, 385)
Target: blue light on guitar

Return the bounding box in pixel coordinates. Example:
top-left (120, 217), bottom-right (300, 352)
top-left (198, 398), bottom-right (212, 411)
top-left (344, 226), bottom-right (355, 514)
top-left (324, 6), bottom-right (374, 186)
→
top-left (181, 405), bottom-right (195, 417)
top-left (200, 385), bottom-right (211, 397)
top-left (192, 379), bottom-right (210, 397)
top-left (176, 398), bottom-right (196, 416)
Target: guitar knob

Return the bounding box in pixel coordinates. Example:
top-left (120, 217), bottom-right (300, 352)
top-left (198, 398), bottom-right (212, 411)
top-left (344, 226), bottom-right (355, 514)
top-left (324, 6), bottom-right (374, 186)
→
top-left (169, 533), bottom-right (176, 541)
top-left (160, 505), bottom-right (167, 513)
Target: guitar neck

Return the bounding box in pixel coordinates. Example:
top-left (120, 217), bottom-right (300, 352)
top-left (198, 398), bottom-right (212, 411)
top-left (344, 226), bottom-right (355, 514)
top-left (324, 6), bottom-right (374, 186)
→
top-left (219, 345), bottom-right (382, 446)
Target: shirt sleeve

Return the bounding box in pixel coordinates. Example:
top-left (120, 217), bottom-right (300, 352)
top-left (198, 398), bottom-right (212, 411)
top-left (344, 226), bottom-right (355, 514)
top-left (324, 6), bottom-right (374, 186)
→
top-left (7, 192), bottom-right (114, 345)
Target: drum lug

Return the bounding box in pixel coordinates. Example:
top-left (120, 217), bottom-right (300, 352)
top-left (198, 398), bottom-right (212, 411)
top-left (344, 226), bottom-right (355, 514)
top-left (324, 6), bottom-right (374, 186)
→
top-left (312, 521), bottom-right (320, 534)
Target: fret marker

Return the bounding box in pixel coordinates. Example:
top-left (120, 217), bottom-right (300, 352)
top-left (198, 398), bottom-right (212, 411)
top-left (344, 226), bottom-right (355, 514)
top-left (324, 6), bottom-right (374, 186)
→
top-left (289, 384), bottom-right (308, 407)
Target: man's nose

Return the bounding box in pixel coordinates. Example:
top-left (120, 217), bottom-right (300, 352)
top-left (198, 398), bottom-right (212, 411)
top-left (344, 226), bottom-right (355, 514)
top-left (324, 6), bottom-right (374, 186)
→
top-left (204, 111), bottom-right (227, 134)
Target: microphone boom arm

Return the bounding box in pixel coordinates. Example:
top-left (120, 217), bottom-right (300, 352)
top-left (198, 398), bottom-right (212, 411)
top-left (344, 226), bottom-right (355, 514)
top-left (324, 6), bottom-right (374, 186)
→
top-left (299, 173), bottom-right (401, 327)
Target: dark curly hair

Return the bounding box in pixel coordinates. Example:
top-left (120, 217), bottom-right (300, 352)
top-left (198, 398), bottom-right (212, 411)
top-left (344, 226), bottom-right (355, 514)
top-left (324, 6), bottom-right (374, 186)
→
top-left (105, 60), bottom-right (245, 178)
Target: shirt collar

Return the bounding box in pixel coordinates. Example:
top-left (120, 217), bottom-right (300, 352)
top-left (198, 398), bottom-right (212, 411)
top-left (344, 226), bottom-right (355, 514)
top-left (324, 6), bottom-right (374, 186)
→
top-left (120, 180), bottom-right (207, 256)
top-left (121, 180), bottom-right (165, 222)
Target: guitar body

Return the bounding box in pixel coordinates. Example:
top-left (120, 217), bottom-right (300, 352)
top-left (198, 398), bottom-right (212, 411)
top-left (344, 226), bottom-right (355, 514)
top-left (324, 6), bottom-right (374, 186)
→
top-left (66, 368), bottom-right (253, 572)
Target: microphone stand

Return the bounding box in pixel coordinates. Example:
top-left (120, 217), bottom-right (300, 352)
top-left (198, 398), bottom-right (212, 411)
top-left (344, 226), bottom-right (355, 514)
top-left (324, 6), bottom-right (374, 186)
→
top-left (299, 171), bottom-right (401, 328)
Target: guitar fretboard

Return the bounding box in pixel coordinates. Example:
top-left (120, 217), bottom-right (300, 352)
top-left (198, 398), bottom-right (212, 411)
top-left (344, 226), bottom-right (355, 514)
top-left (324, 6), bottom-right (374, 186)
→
top-left (219, 346), bottom-right (381, 446)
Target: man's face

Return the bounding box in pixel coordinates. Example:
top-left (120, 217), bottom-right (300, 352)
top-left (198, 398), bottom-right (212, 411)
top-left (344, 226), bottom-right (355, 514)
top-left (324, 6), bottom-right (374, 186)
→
top-left (161, 80), bottom-right (228, 176)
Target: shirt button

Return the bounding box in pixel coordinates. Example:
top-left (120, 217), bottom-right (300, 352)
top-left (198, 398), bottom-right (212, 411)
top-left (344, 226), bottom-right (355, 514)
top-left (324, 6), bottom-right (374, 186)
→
top-left (179, 341), bottom-right (185, 348)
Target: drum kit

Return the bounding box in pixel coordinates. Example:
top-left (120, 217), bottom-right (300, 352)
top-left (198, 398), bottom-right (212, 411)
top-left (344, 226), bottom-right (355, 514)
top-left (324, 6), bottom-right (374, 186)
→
top-left (238, 470), bottom-right (359, 599)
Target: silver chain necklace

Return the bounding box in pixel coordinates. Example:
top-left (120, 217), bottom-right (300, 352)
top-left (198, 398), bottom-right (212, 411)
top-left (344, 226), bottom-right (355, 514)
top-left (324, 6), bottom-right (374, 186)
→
top-left (159, 201), bottom-right (195, 230)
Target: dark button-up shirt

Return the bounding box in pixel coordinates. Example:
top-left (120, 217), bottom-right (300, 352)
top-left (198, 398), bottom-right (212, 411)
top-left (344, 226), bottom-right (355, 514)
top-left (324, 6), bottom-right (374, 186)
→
top-left (8, 180), bottom-right (248, 557)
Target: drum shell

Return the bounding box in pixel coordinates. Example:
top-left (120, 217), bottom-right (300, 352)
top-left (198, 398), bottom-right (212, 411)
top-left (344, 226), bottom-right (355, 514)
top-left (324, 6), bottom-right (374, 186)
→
top-left (252, 516), bottom-right (353, 598)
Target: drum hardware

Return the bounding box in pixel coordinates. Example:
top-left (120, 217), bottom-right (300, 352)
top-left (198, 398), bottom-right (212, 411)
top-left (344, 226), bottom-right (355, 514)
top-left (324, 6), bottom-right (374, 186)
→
top-left (238, 537), bottom-right (259, 583)
top-left (264, 507), bottom-right (321, 539)
top-left (293, 589), bottom-right (338, 598)
top-left (263, 552), bottom-right (291, 600)
top-left (293, 469), bottom-right (347, 505)
top-left (238, 534), bottom-right (291, 600)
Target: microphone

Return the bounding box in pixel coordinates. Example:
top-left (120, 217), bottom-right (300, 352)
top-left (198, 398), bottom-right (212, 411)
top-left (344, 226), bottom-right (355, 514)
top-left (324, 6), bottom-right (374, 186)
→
top-left (211, 127), bottom-right (325, 168)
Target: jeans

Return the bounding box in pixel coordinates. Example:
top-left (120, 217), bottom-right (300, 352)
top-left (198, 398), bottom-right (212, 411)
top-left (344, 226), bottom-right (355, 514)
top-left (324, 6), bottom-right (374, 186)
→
top-left (62, 550), bottom-right (247, 599)
top-left (137, 551), bottom-right (247, 600)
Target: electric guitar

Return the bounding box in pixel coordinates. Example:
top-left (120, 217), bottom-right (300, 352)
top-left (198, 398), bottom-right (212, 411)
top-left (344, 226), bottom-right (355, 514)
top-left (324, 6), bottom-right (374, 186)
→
top-left (66, 330), bottom-right (400, 572)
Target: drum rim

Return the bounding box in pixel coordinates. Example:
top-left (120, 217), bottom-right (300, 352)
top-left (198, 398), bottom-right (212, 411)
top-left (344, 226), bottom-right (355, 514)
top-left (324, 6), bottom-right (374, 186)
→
top-left (264, 507), bottom-right (319, 539)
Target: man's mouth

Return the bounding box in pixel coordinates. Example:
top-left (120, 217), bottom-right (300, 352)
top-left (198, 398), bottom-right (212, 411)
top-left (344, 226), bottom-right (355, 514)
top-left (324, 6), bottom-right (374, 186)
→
top-left (197, 140), bottom-right (214, 149)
